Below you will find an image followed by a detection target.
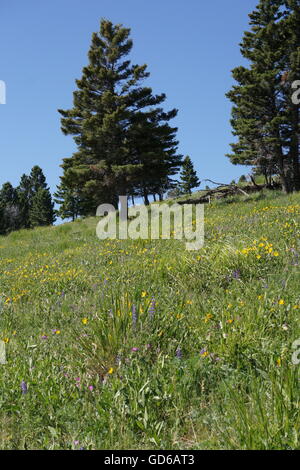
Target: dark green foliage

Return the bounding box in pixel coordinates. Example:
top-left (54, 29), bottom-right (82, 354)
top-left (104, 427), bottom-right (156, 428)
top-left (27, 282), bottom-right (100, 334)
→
top-left (227, 0), bottom-right (300, 193)
top-left (0, 182), bottom-right (20, 234)
top-left (58, 19), bottom-right (182, 214)
top-left (29, 188), bottom-right (56, 227)
top-left (0, 167), bottom-right (55, 235)
top-left (27, 166), bottom-right (56, 227)
top-left (179, 156), bottom-right (200, 194)
top-left (54, 184), bottom-right (82, 221)
top-left (17, 174), bottom-right (32, 229)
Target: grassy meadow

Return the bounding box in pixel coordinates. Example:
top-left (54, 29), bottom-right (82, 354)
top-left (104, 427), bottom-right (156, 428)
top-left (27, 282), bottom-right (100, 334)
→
top-left (0, 190), bottom-right (299, 450)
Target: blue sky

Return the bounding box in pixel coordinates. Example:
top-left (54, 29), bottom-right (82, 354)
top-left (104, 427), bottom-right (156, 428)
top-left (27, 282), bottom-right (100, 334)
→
top-left (0, 0), bottom-right (258, 196)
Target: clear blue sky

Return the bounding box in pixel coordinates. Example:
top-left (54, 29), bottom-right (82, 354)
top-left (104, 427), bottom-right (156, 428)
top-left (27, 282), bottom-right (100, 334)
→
top-left (0, 0), bottom-right (258, 195)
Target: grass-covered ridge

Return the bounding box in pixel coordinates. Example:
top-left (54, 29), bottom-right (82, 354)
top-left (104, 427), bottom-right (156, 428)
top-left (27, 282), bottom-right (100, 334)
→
top-left (0, 190), bottom-right (299, 449)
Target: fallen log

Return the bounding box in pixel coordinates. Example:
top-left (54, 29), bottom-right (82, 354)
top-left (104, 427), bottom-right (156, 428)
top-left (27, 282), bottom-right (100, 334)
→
top-left (177, 182), bottom-right (274, 205)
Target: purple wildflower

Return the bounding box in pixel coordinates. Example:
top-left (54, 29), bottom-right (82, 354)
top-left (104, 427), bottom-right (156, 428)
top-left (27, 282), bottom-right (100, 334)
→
top-left (131, 347), bottom-right (139, 352)
top-left (21, 380), bottom-right (28, 395)
top-left (176, 347), bottom-right (183, 359)
top-left (232, 270), bottom-right (240, 280)
top-left (41, 335), bottom-right (48, 340)
top-left (132, 305), bottom-right (138, 328)
top-left (149, 297), bottom-right (156, 320)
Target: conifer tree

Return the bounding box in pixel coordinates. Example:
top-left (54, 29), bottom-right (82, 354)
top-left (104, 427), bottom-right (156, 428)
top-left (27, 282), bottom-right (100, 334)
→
top-left (180, 156), bottom-right (200, 194)
top-left (0, 168), bottom-right (55, 234)
top-left (17, 174), bottom-right (32, 229)
top-left (58, 19), bottom-right (181, 214)
top-left (29, 188), bottom-right (56, 227)
top-left (0, 182), bottom-right (20, 233)
top-left (28, 166), bottom-right (56, 227)
top-left (226, 0), bottom-right (300, 193)
top-left (30, 166), bottom-right (47, 193)
top-left (127, 111), bottom-right (182, 204)
top-left (54, 184), bottom-right (81, 221)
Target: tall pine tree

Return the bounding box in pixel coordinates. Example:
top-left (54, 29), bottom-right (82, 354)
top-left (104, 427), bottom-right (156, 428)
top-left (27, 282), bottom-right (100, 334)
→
top-left (29, 188), bottom-right (55, 227)
top-left (28, 167), bottom-right (55, 227)
top-left (58, 19), bottom-right (181, 214)
top-left (54, 183), bottom-right (82, 221)
top-left (17, 174), bottom-right (32, 229)
top-left (180, 156), bottom-right (200, 194)
top-left (226, 0), bottom-right (300, 193)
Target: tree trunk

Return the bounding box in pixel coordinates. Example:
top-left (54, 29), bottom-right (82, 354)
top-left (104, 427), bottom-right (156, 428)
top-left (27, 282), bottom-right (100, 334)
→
top-left (143, 190), bottom-right (149, 206)
top-left (276, 144), bottom-right (292, 194)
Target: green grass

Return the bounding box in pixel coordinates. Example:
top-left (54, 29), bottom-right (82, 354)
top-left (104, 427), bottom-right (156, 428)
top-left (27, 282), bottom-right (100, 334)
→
top-left (0, 189), bottom-right (299, 449)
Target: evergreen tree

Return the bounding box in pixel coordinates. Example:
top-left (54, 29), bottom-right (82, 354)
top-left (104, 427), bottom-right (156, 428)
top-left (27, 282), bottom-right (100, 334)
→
top-left (0, 167), bottom-right (55, 234)
top-left (0, 182), bottom-right (20, 234)
top-left (16, 174), bottom-right (32, 229)
top-left (29, 166), bottom-right (47, 193)
top-left (128, 109), bottom-right (182, 204)
top-left (180, 156), bottom-right (200, 194)
top-left (29, 188), bottom-right (56, 227)
top-left (58, 19), bottom-right (181, 214)
top-left (0, 203), bottom-right (4, 234)
top-left (54, 183), bottom-right (81, 221)
top-left (226, 0), bottom-right (300, 193)
top-left (28, 166), bottom-right (56, 227)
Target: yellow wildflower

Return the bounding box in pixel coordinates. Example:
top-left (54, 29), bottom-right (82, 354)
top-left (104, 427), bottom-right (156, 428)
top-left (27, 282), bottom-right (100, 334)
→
top-left (204, 313), bottom-right (213, 323)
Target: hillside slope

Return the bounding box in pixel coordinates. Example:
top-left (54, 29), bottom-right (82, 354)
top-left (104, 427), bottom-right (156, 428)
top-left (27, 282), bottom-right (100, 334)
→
top-left (0, 190), bottom-right (299, 449)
